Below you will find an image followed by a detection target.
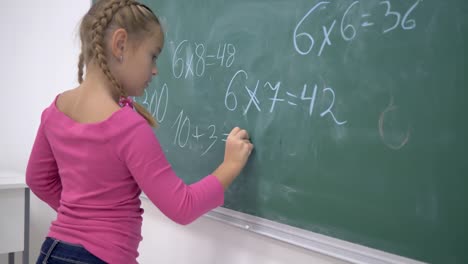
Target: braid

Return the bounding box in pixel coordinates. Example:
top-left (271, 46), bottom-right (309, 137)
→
top-left (78, 52), bottom-right (84, 84)
top-left (91, 0), bottom-right (137, 97)
top-left (85, 0), bottom-right (158, 127)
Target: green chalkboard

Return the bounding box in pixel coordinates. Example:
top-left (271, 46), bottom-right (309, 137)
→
top-left (132, 0), bottom-right (467, 263)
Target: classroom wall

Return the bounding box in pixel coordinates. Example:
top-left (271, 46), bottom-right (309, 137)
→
top-left (0, 1), bottom-right (346, 263)
top-left (0, 1), bottom-right (90, 263)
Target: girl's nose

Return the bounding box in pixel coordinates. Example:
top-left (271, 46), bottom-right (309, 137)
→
top-left (152, 65), bottom-right (158, 76)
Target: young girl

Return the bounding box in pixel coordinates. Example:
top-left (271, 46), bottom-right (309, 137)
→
top-left (26, 0), bottom-right (253, 263)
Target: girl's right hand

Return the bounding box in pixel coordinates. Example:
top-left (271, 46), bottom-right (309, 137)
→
top-left (224, 127), bottom-right (254, 170)
top-left (212, 127), bottom-right (254, 190)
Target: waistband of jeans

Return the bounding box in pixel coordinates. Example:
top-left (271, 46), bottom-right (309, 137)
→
top-left (46, 237), bottom-right (84, 248)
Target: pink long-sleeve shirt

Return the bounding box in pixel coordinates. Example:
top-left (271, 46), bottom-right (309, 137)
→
top-left (26, 95), bottom-right (224, 264)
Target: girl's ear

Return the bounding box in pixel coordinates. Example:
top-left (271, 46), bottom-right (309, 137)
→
top-left (111, 28), bottom-right (128, 60)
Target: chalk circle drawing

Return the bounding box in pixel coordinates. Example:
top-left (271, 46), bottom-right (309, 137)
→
top-left (379, 97), bottom-right (411, 150)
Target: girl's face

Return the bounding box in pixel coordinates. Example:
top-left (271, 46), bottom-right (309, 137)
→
top-left (119, 25), bottom-right (164, 97)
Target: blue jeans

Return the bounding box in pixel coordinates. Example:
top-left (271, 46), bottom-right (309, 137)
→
top-left (36, 237), bottom-right (106, 264)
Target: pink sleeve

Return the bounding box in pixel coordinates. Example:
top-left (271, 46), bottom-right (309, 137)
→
top-left (26, 109), bottom-right (61, 211)
top-left (119, 122), bottom-right (224, 225)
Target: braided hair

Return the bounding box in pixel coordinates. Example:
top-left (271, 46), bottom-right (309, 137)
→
top-left (78, 0), bottom-right (161, 127)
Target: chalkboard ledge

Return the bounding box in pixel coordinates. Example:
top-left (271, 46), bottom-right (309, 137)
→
top-left (205, 207), bottom-right (425, 264)
top-left (141, 194), bottom-right (423, 263)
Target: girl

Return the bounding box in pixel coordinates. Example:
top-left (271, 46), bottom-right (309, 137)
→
top-left (26, 0), bottom-right (253, 263)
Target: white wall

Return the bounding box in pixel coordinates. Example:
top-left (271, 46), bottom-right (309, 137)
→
top-left (0, 1), bottom-right (91, 263)
top-left (0, 1), bottom-right (347, 263)
top-left (138, 200), bottom-right (348, 264)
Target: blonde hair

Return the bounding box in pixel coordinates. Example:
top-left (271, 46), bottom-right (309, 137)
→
top-left (78, 0), bottom-right (162, 127)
